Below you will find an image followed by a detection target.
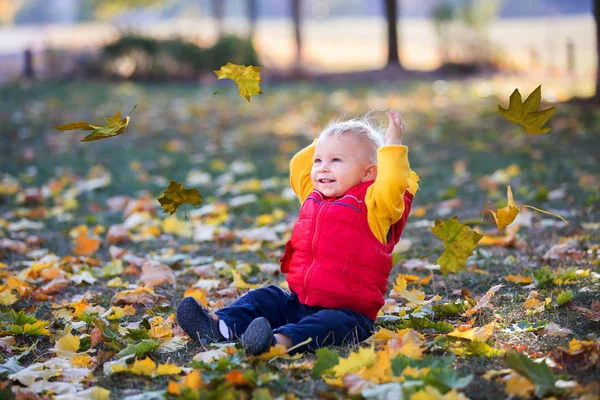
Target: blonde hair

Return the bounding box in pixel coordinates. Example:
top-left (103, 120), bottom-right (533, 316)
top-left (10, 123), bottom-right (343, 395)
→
top-left (318, 116), bottom-right (384, 164)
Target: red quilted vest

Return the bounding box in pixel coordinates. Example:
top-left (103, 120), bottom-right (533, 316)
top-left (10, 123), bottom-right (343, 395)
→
top-left (280, 180), bottom-right (414, 321)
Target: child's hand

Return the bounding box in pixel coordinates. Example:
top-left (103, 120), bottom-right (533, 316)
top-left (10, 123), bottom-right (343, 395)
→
top-left (385, 110), bottom-right (405, 145)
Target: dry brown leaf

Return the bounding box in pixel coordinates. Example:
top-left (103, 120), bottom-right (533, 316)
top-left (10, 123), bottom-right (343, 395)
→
top-left (139, 260), bottom-right (175, 288)
top-left (112, 287), bottom-right (168, 306)
top-left (36, 278), bottom-right (69, 295)
top-left (571, 301), bottom-right (600, 322)
top-left (90, 326), bottom-right (104, 347)
top-left (109, 245), bottom-right (127, 259)
top-left (464, 284), bottom-right (504, 317)
top-left (107, 225), bottom-right (130, 245)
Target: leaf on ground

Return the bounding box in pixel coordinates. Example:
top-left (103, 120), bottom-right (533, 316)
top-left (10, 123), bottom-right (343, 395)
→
top-left (503, 372), bottom-right (535, 398)
top-left (332, 345), bottom-right (377, 378)
top-left (214, 62), bottom-right (263, 102)
top-left (448, 322), bottom-right (495, 342)
top-left (504, 273), bottom-right (532, 284)
top-left (55, 330), bottom-right (80, 358)
top-left (312, 347), bottom-right (340, 378)
top-left (157, 180), bottom-right (202, 215)
top-left (463, 284), bottom-right (504, 317)
top-left (54, 105), bottom-right (136, 141)
top-left (256, 344), bottom-right (288, 360)
top-left (156, 362), bottom-right (183, 376)
top-left (111, 287), bottom-right (169, 306)
top-left (505, 349), bottom-right (560, 397)
top-left (497, 85), bottom-right (556, 134)
top-left (392, 276), bottom-right (441, 307)
top-left (484, 186), bottom-right (568, 230)
top-left (117, 339), bottom-right (160, 358)
top-left (139, 260), bottom-right (175, 288)
top-left (571, 301), bottom-right (600, 321)
top-left (430, 217), bottom-right (483, 275)
top-left (183, 288), bottom-right (208, 307)
top-left (72, 235), bottom-right (101, 256)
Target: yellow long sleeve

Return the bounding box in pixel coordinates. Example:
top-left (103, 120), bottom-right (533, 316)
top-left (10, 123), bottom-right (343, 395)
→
top-left (288, 141), bottom-right (419, 243)
top-left (365, 145), bottom-right (419, 243)
top-left (289, 139), bottom-right (317, 203)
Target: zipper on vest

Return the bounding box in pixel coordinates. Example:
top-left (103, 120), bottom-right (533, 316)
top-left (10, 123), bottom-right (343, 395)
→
top-left (304, 201), bottom-right (329, 301)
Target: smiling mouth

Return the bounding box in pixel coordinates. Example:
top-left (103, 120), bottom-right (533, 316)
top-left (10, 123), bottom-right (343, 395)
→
top-left (319, 179), bottom-right (336, 183)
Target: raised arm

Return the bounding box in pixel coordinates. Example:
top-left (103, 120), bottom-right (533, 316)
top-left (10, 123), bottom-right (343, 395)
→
top-left (365, 111), bottom-right (420, 243)
top-left (289, 139), bottom-right (317, 203)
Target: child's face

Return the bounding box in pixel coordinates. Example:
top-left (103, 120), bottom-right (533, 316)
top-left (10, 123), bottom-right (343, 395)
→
top-left (311, 134), bottom-right (375, 198)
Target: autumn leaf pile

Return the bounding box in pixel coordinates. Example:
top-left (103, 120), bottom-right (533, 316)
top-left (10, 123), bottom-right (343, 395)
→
top-left (0, 78), bottom-right (599, 400)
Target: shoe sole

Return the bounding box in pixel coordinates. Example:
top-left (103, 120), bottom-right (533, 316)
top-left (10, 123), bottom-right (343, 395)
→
top-left (176, 297), bottom-right (215, 344)
top-left (241, 317), bottom-right (274, 355)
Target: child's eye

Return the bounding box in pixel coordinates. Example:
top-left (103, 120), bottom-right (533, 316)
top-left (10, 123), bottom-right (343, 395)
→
top-left (332, 158), bottom-right (341, 162)
top-left (313, 159), bottom-right (321, 164)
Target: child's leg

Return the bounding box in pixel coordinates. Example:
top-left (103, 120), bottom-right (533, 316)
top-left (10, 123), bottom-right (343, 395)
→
top-left (272, 308), bottom-right (374, 354)
top-left (215, 285), bottom-right (297, 340)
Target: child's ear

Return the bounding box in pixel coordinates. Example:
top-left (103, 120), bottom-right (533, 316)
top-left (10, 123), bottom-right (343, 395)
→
top-left (362, 164), bottom-right (377, 182)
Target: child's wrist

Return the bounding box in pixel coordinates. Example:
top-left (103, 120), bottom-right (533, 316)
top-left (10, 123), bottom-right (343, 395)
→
top-left (385, 139), bottom-right (403, 145)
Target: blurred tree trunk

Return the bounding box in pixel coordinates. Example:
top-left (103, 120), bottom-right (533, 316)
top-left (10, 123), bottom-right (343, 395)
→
top-left (292, 0), bottom-right (302, 68)
top-left (211, 0), bottom-right (224, 40)
top-left (595, 0), bottom-right (600, 101)
top-left (384, 0), bottom-right (403, 68)
top-left (248, 0), bottom-right (257, 39)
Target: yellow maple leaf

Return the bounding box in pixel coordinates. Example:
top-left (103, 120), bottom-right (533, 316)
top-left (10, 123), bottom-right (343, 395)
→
top-left (55, 331), bottom-right (80, 358)
top-left (393, 328), bottom-right (424, 359)
top-left (71, 353), bottom-right (94, 367)
top-left (149, 316), bottom-right (173, 339)
top-left (231, 270), bottom-right (261, 289)
top-left (393, 276), bottom-right (441, 307)
top-left (156, 362), bottom-right (183, 376)
top-left (257, 344), bottom-right (288, 360)
top-left (183, 287), bottom-right (208, 307)
top-left (448, 322), bottom-right (495, 342)
top-left (360, 348), bottom-right (393, 383)
top-left (332, 345), bottom-right (377, 378)
top-left (431, 217), bottom-right (484, 275)
top-left (54, 105), bottom-right (136, 141)
top-left (184, 370), bottom-right (204, 389)
top-left (0, 290), bottom-right (18, 306)
top-left (503, 373), bottom-right (535, 398)
top-left (21, 321), bottom-right (50, 336)
top-left (130, 357), bottom-right (156, 376)
top-left (157, 180), bottom-right (202, 215)
top-left (498, 85), bottom-right (555, 134)
top-left (504, 273), bottom-right (532, 284)
top-left (484, 186), bottom-right (568, 230)
top-left (213, 62), bottom-right (263, 102)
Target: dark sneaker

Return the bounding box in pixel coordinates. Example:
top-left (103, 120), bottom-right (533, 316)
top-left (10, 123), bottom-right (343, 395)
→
top-left (241, 317), bottom-right (277, 355)
top-left (176, 297), bottom-right (226, 344)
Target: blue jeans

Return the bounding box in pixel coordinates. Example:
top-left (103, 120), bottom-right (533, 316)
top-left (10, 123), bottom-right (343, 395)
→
top-left (215, 285), bottom-right (374, 354)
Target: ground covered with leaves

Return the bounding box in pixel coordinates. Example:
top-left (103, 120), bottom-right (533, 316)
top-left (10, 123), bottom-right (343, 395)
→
top-left (0, 79), bottom-right (599, 399)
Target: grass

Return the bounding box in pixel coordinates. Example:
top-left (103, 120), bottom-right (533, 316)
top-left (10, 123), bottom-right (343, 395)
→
top-left (0, 78), bottom-right (599, 399)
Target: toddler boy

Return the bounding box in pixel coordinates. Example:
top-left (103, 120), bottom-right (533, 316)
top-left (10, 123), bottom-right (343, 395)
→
top-left (177, 110), bottom-right (419, 355)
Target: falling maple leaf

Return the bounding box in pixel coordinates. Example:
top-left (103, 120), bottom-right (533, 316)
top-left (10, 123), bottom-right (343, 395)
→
top-left (484, 186), bottom-right (568, 230)
top-left (498, 86), bottom-right (555, 134)
top-left (430, 217), bottom-right (484, 275)
top-left (213, 62), bottom-right (263, 102)
top-left (54, 105), bottom-right (136, 141)
top-left (157, 180), bottom-right (202, 215)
